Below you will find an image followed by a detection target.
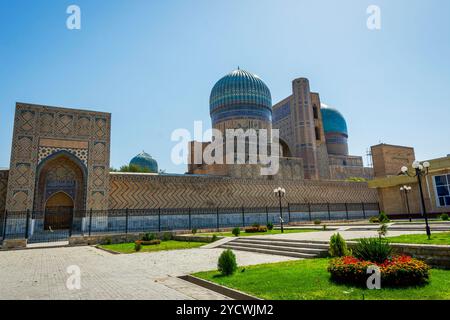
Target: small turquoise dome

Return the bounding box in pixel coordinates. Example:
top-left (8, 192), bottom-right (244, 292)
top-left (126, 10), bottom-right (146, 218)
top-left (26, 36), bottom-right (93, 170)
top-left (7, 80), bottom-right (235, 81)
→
top-left (320, 105), bottom-right (348, 136)
top-left (210, 68), bottom-right (272, 125)
top-left (129, 151), bottom-right (158, 173)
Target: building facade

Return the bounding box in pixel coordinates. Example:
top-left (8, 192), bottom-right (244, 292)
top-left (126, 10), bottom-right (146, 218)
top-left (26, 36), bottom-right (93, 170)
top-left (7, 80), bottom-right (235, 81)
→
top-left (4, 103), bottom-right (111, 213)
top-left (0, 70), bottom-right (382, 244)
top-left (369, 143), bottom-right (450, 216)
top-left (189, 69), bottom-right (373, 181)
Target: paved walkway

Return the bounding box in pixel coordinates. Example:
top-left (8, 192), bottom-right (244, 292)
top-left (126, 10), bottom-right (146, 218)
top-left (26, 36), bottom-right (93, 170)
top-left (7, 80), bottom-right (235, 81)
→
top-left (0, 228), bottom-right (435, 300)
top-left (0, 246), bottom-right (294, 300)
top-left (254, 229), bottom-right (425, 241)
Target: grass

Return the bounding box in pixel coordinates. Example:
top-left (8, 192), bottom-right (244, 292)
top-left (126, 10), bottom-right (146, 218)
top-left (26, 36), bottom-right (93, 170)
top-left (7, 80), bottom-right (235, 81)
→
top-left (385, 232), bottom-right (450, 245)
top-left (99, 240), bottom-right (207, 254)
top-left (194, 258), bottom-right (450, 300)
top-left (196, 228), bottom-right (320, 237)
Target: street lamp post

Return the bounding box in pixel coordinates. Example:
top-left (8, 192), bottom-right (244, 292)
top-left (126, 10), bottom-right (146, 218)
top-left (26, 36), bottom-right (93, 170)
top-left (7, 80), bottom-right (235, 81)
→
top-left (401, 161), bottom-right (431, 239)
top-left (274, 187), bottom-right (286, 233)
top-left (400, 185), bottom-right (412, 222)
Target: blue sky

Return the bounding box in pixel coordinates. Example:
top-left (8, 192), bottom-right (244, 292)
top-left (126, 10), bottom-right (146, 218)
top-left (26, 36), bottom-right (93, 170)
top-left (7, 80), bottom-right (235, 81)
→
top-left (0, 0), bottom-right (449, 173)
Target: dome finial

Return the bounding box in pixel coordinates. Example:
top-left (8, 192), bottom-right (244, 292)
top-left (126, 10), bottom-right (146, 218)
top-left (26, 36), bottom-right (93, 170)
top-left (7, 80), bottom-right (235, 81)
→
top-left (237, 66), bottom-right (240, 70)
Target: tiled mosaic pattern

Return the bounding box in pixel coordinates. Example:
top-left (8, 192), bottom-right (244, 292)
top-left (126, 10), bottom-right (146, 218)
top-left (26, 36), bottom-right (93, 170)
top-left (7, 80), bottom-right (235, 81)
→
top-left (109, 173), bottom-right (378, 209)
top-left (38, 146), bottom-right (88, 166)
top-left (6, 103), bottom-right (111, 211)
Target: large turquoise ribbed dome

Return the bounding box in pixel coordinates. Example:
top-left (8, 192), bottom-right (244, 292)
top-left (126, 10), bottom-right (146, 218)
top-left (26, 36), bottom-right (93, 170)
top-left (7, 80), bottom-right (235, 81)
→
top-left (209, 68), bottom-right (272, 125)
top-left (320, 105), bottom-right (348, 136)
top-left (129, 151), bottom-right (158, 173)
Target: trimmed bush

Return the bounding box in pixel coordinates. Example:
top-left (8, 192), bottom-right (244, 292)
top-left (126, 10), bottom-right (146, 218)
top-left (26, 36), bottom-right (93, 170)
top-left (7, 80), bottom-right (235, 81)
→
top-left (218, 249), bottom-right (238, 276)
top-left (329, 233), bottom-right (350, 257)
top-left (353, 238), bottom-right (392, 263)
top-left (162, 232), bottom-right (173, 241)
top-left (104, 237), bottom-right (112, 245)
top-left (267, 222), bottom-right (274, 230)
top-left (211, 234), bottom-right (218, 242)
top-left (136, 239), bottom-right (161, 246)
top-left (245, 226), bottom-right (268, 233)
top-left (142, 232), bottom-right (156, 241)
top-left (314, 219), bottom-right (321, 225)
top-left (191, 228), bottom-right (198, 235)
top-left (441, 213), bottom-right (449, 221)
top-left (369, 216), bottom-right (380, 223)
top-left (232, 227), bottom-right (241, 236)
top-left (328, 255), bottom-right (430, 287)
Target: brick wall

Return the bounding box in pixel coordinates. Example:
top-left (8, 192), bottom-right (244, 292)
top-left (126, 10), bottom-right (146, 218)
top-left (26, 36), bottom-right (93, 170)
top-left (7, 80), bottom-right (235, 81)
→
top-left (0, 170), bottom-right (8, 213)
top-left (371, 144), bottom-right (415, 178)
top-left (109, 172), bottom-right (379, 209)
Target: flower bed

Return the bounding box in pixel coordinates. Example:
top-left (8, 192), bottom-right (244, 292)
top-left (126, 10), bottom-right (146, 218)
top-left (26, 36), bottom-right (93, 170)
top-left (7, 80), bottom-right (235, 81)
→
top-left (244, 226), bottom-right (268, 233)
top-left (328, 255), bottom-right (430, 287)
top-left (135, 239), bottom-right (161, 246)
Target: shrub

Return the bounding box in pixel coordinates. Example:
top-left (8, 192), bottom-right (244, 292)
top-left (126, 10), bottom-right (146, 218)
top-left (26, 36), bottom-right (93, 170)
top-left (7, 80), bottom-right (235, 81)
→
top-left (353, 238), bottom-right (392, 263)
top-left (218, 249), bottom-right (238, 276)
top-left (245, 226), bottom-right (268, 233)
top-left (134, 241), bottom-right (142, 252)
top-left (441, 213), bottom-right (449, 221)
top-left (369, 216), bottom-right (380, 223)
top-left (267, 222), bottom-right (274, 230)
top-left (104, 237), bottom-right (112, 245)
top-left (232, 227), bottom-right (241, 236)
top-left (136, 239), bottom-right (161, 246)
top-left (211, 234), bottom-right (218, 242)
top-left (379, 211), bottom-right (390, 223)
top-left (142, 233), bottom-right (156, 241)
top-left (329, 233), bottom-right (350, 257)
top-left (314, 219), bottom-right (321, 225)
top-left (328, 255), bottom-right (430, 287)
top-left (191, 228), bottom-right (198, 235)
top-left (323, 225), bottom-right (327, 231)
top-left (162, 232), bottom-right (172, 241)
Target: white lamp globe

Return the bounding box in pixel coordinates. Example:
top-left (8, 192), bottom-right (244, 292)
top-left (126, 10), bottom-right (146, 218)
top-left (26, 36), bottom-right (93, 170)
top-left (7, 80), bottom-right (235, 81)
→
top-left (412, 161), bottom-right (420, 169)
top-left (401, 166), bottom-right (408, 173)
top-left (423, 161), bottom-right (430, 168)
top-left (419, 164), bottom-right (424, 170)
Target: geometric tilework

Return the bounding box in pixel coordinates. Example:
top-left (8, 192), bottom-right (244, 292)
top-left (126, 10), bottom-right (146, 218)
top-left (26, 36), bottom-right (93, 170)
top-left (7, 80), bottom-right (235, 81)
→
top-left (109, 173), bottom-right (379, 210)
top-left (38, 146), bottom-right (88, 166)
top-left (6, 103), bottom-right (111, 212)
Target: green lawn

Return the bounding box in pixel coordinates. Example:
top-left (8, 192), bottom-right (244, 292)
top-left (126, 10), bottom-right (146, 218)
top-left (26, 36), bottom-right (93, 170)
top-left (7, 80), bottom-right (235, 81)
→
top-left (194, 258), bottom-right (450, 300)
top-left (385, 232), bottom-right (450, 245)
top-left (99, 240), bottom-right (207, 254)
top-left (197, 229), bottom-right (320, 237)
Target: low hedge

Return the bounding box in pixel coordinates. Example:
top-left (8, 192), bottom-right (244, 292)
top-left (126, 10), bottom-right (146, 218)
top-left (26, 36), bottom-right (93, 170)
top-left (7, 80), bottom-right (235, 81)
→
top-left (245, 226), bottom-right (268, 233)
top-left (328, 255), bottom-right (430, 287)
top-left (135, 239), bottom-right (161, 246)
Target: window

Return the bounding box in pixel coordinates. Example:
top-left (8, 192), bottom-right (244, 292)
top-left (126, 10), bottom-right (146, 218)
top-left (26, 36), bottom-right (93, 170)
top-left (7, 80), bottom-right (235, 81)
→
top-left (315, 127), bottom-right (321, 140)
top-left (434, 174), bottom-right (450, 207)
top-left (313, 105), bottom-right (318, 119)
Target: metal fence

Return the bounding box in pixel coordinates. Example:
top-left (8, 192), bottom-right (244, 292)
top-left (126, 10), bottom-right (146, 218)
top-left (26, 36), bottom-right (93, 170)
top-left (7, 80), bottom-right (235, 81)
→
top-left (0, 202), bottom-right (380, 244)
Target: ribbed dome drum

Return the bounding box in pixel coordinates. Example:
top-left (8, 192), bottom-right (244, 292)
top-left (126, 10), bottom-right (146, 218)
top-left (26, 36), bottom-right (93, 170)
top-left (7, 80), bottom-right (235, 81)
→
top-left (209, 69), bottom-right (272, 126)
top-left (320, 104), bottom-right (349, 156)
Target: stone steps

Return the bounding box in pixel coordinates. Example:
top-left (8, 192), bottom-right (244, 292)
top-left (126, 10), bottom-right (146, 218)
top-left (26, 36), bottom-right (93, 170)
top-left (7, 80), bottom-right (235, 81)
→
top-left (219, 237), bottom-right (329, 259)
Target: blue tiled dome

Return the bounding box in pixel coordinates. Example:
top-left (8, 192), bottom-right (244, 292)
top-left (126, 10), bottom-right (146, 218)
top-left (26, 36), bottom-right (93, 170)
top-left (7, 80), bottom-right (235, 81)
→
top-left (320, 105), bottom-right (348, 137)
top-left (130, 151), bottom-right (158, 173)
top-left (210, 68), bottom-right (272, 125)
